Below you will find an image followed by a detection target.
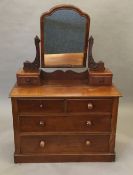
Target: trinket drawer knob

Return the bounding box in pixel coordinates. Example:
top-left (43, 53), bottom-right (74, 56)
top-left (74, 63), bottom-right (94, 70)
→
top-left (26, 78), bottom-right (31, 83)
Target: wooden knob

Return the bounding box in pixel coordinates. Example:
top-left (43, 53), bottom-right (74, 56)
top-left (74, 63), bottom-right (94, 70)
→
top-left (86, 140), bottom-right (91, 146)
top-left (26, 78), bottom-right (31, 83)
top-left (88, 103), bottom-right (93, 110)
top-left (40, 104), bottom-right (43, 108)
top-left (39, 121), bottom-right (45, 126)
top-left (99, 78), bottom-right (104, 84)
top-left (40, 141), bottom-right (45, 148)
top-left (86, 120), bottom-right (92, 126)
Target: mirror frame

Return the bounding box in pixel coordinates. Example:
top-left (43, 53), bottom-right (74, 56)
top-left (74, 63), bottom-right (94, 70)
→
top-left (40, 5), bottom-right (90, 68)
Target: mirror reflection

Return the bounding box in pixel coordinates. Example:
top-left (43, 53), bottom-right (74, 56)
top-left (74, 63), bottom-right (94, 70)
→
top-left (43, 9), bottom-right (87, 67)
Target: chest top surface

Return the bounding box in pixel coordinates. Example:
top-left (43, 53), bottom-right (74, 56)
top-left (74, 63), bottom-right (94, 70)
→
top-left (9, 84), bottom-right (121, 98)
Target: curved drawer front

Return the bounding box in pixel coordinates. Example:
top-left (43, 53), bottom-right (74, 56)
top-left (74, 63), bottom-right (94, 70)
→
top-left (17, 99), bottom-right (65, 113)
top-left (20, 135), bottom-right (110, 154)
top-left (67, 99), bottom-right (113, 113)
top-left (19, 115), bottom-right (111, 132)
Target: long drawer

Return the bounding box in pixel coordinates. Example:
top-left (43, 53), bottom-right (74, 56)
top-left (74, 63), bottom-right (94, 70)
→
top-left (17, 98), bottom-right (113, 114)
top-left (19, 114), bottom-right (111, 132)
top-left (20, 134), bottom-right (110, 154)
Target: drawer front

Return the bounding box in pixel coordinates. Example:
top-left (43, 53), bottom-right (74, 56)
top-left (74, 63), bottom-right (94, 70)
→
top-left (89, 76), bottom-right (112, 86)
top-left (19, 115), bottom-right (111, 132)
top-left (20, 135), bottom-right (109, 154)
top-left (17, 99), bottom-right (64, 113)
top-left (17, 77), bottom-right (40, 86)
top-left (67, 99), bottom-right (113, 113)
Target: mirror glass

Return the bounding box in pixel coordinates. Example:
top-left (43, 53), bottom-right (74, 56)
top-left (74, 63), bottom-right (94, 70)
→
top-left (41, 7), bottom-right (89, 67)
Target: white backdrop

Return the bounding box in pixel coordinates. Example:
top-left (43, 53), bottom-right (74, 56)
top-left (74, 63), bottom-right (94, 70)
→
top-left (0, 0), bottom-right (133, 174)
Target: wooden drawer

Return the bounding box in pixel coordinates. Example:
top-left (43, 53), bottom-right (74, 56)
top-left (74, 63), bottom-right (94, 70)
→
top-left (89, 76), bottom-right (112, 86)
top-left (67, 99), bottom-right (113, 113)
top-left (17, 77), bottom-right (40, 86)
top-left (16, 69), bottom-right (40, 86)
top-left (19, 115), bottom-right (111, 132)
top-left (89, 69), bottom-right (112, 86)
top-left (17, 99), bottom-right (64, 113)
top-left (20, 135), bottom-right (110, 154)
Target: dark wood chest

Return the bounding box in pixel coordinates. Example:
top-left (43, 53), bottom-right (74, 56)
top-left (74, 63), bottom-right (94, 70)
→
top-left (10, 85), bottom-right (121, 162)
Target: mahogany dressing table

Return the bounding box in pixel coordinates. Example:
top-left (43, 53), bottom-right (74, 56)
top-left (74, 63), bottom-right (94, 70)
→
top-left (10, 5), bottom-right (121, 163)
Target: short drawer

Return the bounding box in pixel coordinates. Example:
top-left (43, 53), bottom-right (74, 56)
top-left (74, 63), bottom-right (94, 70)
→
top-left (89, 76), bottom-right (112, 86)
top-left (17, 99), bottom-right (64, 113)
top-left (20, 135), bottom-right (110, 154)
top-left (17, 77), bottom-right (40, 86)
top-left (67, 99), bottom-right (113, 113)
top-left (19, 115), bottom-right (111, 132)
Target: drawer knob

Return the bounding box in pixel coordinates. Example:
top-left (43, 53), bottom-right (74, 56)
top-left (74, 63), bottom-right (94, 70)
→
top-left (86, 140), bottom-right (91, 146)
top-left (26, 78), bottom-right (31, 83)
top-left (88, 103), bottom-right (93, 110)
top-left (39, 121), bottom-right (45, 126)
top-left (40, 141), bottom-right (45, 148)
top-left (99, 78), bottom-right (104, 84)
top-left (40, 104), bottom-right (43, 108)
top-left (86, 120), bottom-right (92, 126)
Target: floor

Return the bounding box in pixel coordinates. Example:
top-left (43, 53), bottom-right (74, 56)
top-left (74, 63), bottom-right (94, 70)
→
top-left (0, 100), bottom-right (133, 175)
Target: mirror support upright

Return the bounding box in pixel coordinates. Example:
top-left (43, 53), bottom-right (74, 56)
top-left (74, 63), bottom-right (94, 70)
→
top-left (23, 36), bottom-right (40, 72)
top-left (88, 36), bottom-right (105, 72)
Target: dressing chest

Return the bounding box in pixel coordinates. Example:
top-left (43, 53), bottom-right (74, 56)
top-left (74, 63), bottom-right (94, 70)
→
top-left (10, 5), bottom-right (121, 163)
